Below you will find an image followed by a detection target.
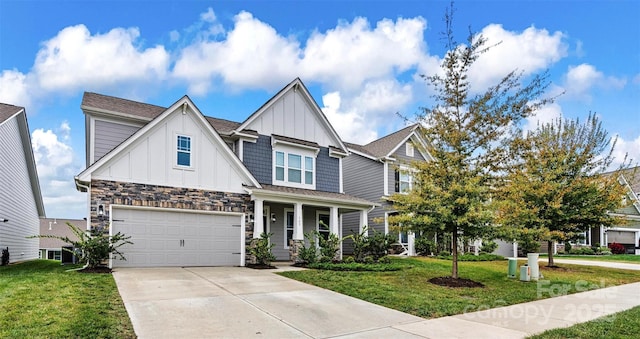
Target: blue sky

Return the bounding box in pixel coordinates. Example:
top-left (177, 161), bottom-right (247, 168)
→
top-left (1, 0), bottom-right (638, 218)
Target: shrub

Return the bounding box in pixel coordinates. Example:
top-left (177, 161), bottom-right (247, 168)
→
top-left (31, 222), bottom-right (132, 269)
top-left (350, 227), bottom-right (369, 262)
top-left (249, 232), bottom-right (276, 266)
top-left (308, 261), bottom-right (405, 272)
top-left (318, 231), bottom-right (340, 262)
top-left (599, 249), bottom-right (612, 255)
top-left (438, 250), bottom-right (451, 257)
top-left (1, 247), bottom-right (8, 266)
top-left (297, 232), bottom-right (318, 265)
top-left (415, 237), bottom-right (435, 256)
top-left (367, 229), bottom-right (395, 262)
top-left (480, 239), bottom-right (498, 253)
top-left (564, 242), bottom-right (572, 252)
top-left (342, 256), bottom-right (355, 264)
top-left (569, 247), bottom-right (595, 255)
top-left (437, 253), bottom-right (505, 261)
top-left (609, 242), bottom-right (626, 255)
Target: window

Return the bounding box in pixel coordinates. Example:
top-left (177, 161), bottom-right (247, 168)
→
top-left (47, 250), bottom-right (61, 261)
top-left (317, 213), bottom-right (330, 241)
top-left (177, 135), bottom-right (191, 167)
top-left (399, 171), bottom-right (412, 193)
top-left (273, 149), bottom-right (315, 188)
top-left (285, 210), bottom-right (294, 248)
top-left (406, 143), bottom-right (415, 157)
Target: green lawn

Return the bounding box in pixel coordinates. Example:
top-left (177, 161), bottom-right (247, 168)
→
top-left (551, 254), bottom-right (640, 263)
top-left (0, 260), bottom-right (135, 338)
top-left (279, 257), bottom-right (640, 319)
top-left (529, 306), bottom-right (640, 339)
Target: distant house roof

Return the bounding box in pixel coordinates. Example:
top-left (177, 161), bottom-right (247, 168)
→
top-left (39, 218), bottom-right (84, 249)
top-left (620, 166), bottom-right (640, 194)
top-left (0, 103), bottom-right (46, 218)
top-left (82, 92), bottom-right (165, 120)
top-left (346, 124), bottom-right (431, 161)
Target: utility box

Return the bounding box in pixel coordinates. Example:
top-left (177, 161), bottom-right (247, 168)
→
top-left (508, 258), bottom-right (517, 278)
top-left (520, 264), bottom-right (530, 282)
top-left (527, 253), bottom-right (540, 281)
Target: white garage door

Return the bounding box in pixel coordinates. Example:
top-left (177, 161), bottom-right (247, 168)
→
top-left (111, 208), bottom-right (242, 267)
top-left (607, 230), bottom-right (635, 245)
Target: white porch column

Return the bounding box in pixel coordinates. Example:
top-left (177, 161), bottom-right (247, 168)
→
top-left (408, 231), bottom-right (416, 256)
top-left (253, 199), bottom-right (264, 239)
top-left (293, 202), bottom-right (303, 240)
top-left (513, 241), bottom-right (518, 258)
top-left (330, 206), bottom-right (339, 235)
top-left (600, 227), bottom-right (605, 246)
top-left (359, 209), bottom-right (368, 236)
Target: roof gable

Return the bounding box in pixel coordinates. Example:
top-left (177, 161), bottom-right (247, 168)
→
top-left (236, 78), bottom-right (348, 152)
top-left (348, 124), bottom-right (432, 161)
top-left (77, 96), bottom-right (260, 190)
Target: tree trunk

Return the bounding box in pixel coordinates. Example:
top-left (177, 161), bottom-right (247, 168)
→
top-left (452, 229), bottom-right (458, 279)
top-left (547, 240), bottom-right (554, 267)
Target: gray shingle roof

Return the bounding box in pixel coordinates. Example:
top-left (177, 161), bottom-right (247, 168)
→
top-left (347, 124), bottom-right (417, 159)
top-left (0, 103), bottom-right (24, 123)
top-left (82, 92), bottom-right (165, 119)
top-left (205, 117), bottom-right (242, 135)
top-left (246, 184), bottom-right (377, 206)
top-left (619, 166), bottom-right (640, 194)
top-left (272, 134), bottom-right (320, 148)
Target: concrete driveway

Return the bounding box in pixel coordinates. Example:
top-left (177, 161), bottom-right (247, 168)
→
top-left (113, 266), bottom-right (424, 338)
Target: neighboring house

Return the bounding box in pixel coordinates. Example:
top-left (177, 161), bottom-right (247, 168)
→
top-left (0, 103), bottom-right (46, 263)
top-left (39, 218), bottom-right (83, 263)
top-left (589, 167), bottom-right (640, 254)
top-left (343, 124), bottom-right (432, 255)
top-left (75, 78), bottom-right (376, 267)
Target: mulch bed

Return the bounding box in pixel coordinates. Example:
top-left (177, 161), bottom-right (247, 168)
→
top-left (429, 276), bottom-right (485, 288)
top-left (78, 266), bottom-right (112, 274)
top-left (246, 263), bottom-right (277, 269)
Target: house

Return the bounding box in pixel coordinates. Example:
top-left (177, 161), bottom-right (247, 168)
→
top-left (74, 78), bottom-right (376, 267)
top-left (0, 103), bottom-right (46, 263)
top-left (39, 218), bottom-right (83, 263)
top-left (588, 166), bottom-right (640, 254)
top-left (342, 124), bottom-right (432, 255)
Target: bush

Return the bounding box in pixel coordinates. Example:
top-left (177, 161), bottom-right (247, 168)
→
top-left (437, 253), bottom-right (505, 261)
top-left (599, 249), bottom-right (612, 255)
top-left (31, 222), bottom-right (132, 269)
top-left (367, 229), bottom-right (395, 261)
top-left (415, 237), bottom-right (435, 256)
top-left (569, 247), bottom-right (595, 255)
top-left (249, 232), bottom-right (276, 266)
top-left (1, 247), bottom-right (8, 266)
top-left (438, 250), bottom-right (451, 257)
top-left (609, 242), bottom-right (626, 255)
top-left (480, 239), bottom-right (498, 253)
top-left (564, 242), bottom-right (572, 252)
top-left (318, 231), bottom-right (340, 262)
top-left (308, 261), bottom-right (405, 272)
top-left (297, 232), bottom-right (318, 265)
top-left (350, 227), bottom-right (369, 262)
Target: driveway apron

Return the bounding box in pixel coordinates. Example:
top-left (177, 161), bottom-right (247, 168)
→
top-left (112, 267), bottom-right (423, 338)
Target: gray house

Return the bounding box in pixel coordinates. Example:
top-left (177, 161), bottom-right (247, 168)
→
top-left (39, 218), bottom-right (83, 263)
top-left (0, 103), bottom-right (46, 263)
top-left (343, 124), bottom-right (431, 255)
top-left (75, 78), bottom-right (375, 267)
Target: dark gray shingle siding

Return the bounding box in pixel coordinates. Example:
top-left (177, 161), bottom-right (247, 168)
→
top-left (243, 135), bottom-right (272, 184)
top-left (316, 147), bottom-right (339, 193)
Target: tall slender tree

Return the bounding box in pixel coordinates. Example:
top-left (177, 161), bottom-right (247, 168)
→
top-left (389, 4), bottom-right (554, 279)
top-left (495, 114), bottom-right (628, 266)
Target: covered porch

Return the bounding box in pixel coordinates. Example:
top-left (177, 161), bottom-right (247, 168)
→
top-left (245, 184), bottom-right (376, 261)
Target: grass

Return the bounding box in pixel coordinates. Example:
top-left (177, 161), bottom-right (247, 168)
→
top-left (551, 254), bottom-right (640, 263)
top-left (0, 260), bottom-right (135, 338)
top-left (529, 305), bottom-right (640, 339)
top-left (279, 257), bottom-right (640, 319)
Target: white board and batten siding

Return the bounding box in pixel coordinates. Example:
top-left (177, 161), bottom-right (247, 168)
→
top-left (0, 115), bottom-right (40, 262)
top-left (245, 89), bottom-right (338, 148)
top-left (92, 106), bottom-right (248, 194)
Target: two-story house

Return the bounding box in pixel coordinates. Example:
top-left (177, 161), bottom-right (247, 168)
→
top-left (74, 78), bottom-right (375, 267)
top-left (0, 103), bottom-right (46, 263)
top-left (342, 124), bottom-right (431, 255)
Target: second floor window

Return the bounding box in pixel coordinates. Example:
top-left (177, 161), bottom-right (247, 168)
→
top-left (274, 150), bottom-right (315, 188)
top-left (395, 167), bottom-right (413, 193)
top-left (177, 135), bottom-right (191, 167)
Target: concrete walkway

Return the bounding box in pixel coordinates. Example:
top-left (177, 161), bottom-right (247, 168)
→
top-left (113, 264), bottom-right (640, 339)
top-left (540, 257), bottom-right (640, 271)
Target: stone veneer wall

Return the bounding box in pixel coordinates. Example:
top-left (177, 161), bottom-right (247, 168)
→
top-left (90, 180), bottom-right (255, 261)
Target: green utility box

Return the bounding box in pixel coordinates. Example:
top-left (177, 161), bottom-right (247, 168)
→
top-left (508, 258), bottom-right (517, 278)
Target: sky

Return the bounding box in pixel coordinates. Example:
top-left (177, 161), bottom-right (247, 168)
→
top-left (1, 0), bottom-right (638, 219)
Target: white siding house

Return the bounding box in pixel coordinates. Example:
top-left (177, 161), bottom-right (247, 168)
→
top-left (0, 103), bottom-right (46, 263)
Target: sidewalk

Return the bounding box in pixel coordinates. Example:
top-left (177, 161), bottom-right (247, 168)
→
top-left (336, 258), bottom-right (640, 338)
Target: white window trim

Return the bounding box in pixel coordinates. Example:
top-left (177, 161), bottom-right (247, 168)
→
top-left (406, 142), bottom-right (415, 157)
top-left (316, 211), bottom-right (330, 244)
top-left (284, 208), bottom-right (294, 249)
top-left (174, 132), bottom-right (195, 170)
top-left (272, 144), bottom-right (316, 189)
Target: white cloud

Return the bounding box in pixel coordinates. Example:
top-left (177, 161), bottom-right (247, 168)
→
top-left (31, 123), bottom-right (85, 218)
top-left (564, 63), bottom-right (626, 100)
top-left (523, 102), bottom-right (563, 132)
top-left (321, 92), bottom-right (378, 144)
top-left (469, 24), bottom-right (567, 91)
top-left (33, 24), bottom-right (170, 93)
top-left (612, 135), bottom-right (640, 168)
top-left (0, 69), bottom-right (31, 106)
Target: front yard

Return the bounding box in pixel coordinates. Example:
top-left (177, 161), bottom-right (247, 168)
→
top-left (0, 260), bottom-right (135, 338)
top-left (551, 254), bottom-right (640, 263)
top-left (279, 257), bottom-right (640, 318)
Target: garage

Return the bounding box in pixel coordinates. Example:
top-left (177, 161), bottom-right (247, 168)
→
top-left (110, 207), bottom-right (243, 268)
